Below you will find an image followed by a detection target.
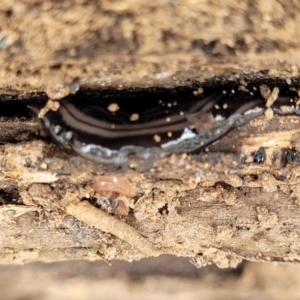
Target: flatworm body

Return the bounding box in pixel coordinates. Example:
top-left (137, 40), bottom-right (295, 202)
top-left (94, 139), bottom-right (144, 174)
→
top-left (30, 88), bottom-right (299, 166)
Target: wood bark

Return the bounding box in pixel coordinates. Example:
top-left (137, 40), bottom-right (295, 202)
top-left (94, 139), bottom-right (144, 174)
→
top-left (1, 0), bottom-right (300, 267)
top-left (0, 113), bottom-right (300, 267)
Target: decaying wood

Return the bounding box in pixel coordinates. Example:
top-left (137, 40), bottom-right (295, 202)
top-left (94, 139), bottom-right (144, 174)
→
top-left (1, 0), bottom-right (300, 95)
top-left (0, 112), bottom-right (300, 267)
top-left (2, 0), bottom-right (300, 267)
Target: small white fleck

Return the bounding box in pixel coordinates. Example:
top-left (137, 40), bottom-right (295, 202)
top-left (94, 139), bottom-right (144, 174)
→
top-left (167, 131), bottom-right (172, 137)
top-left (167, 103), bottom-right (172, 107)
top-left (153, 134), bottom-right (161, 143)
top-left (223, 103), bottom-right (228, 109)
top-left (62, 131), bottom-right (73, 141)
top-left (39, 163), bottom-right (47, 170)
top-left (197, 88), bottom-right (204, 94)
top-left (179, 111), bottom-right (184, 116)
top-left (155, 71), bottom-right (170, 79)
top-left (107, 103), bottom-right (120, 112)
top-left (215, 115), bottom-right (225, 121)
top-left (166, 117), bottom-right (171, 122)
top-left (231, 89), bottom-right (235, 93)
top-left (161, 127), bottom-right (196, 149)
top-left (214, 104), bottom-right (220, 109)
top-left (54, 125), bottom-right (61, 134)
top-left (130, 113), bottom-right (139, 121)
top-left (244, 107), bottom-right (262, 115)
top-left (222, 90), bottom-right (227, 94)
top-left (111, 124), bottom-right (115, 129)
top-left (113, 177), bottom-right (118, 183)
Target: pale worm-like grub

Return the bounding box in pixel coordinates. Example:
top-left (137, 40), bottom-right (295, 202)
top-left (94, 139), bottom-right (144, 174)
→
top-left (92, 175), bottom-right (137, 198)
top-left (57, 192), bottom-right (160, 256)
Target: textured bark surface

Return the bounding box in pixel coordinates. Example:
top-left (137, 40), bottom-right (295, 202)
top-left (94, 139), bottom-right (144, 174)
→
top-left (1, 113), bottom-right (300, 267)
top-left (0, 0), bottom-right (300, 96)
top-left (1, 0), bottom-right (300, 269)
top-left (2, 258), bottom-right (300, 300)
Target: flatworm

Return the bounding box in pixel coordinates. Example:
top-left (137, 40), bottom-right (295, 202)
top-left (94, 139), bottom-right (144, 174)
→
top-left (29, 88), bottom-right (299, 166)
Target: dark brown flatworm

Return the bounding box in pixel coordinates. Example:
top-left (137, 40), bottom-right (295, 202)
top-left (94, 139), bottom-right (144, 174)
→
top-left (29, 88), bottom-right (299, 166)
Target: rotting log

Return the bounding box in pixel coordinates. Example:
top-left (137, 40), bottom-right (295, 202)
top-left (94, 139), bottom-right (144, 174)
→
top-left (0, 0), bottom-right (300, 95)
top-left (1, 111), bottom-right (300, 268)
top-left (1, 0), bottom-right (300, 268)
